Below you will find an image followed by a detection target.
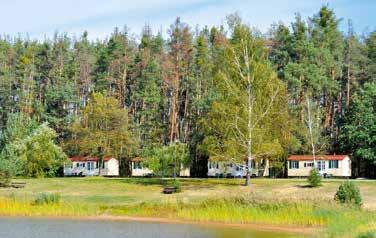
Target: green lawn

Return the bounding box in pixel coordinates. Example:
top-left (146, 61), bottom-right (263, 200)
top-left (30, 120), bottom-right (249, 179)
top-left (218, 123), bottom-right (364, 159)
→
top-left (1, 177), bottom-right (375, 209)
top-left (0, 177), bottom-right (375, 237)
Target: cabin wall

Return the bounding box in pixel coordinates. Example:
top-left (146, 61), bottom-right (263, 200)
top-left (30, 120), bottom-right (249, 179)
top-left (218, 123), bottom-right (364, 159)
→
top-left (207, 160), bottom-right (269, 177)
top-left (179, 165), bottom-right (190, 177)
top-left (287, 160), bottom-right (313, 177)
top-left (64, 159), bottom-right (120, 176)
top-left (287, 158), bottom-right (351, 177)
top-left (106, 159), bottom-right (119, 176)
top-left (131, 162), bottom-right (153, 177)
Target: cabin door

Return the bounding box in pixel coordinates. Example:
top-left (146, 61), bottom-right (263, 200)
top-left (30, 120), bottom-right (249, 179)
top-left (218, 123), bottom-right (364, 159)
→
top-left (317, 160), bottom-right (325, 172)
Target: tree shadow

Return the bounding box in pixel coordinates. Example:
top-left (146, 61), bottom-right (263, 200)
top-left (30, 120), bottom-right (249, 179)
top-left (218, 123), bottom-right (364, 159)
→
top-left (116, 177), bottom-right (245, 187)
top-left (118, 178), bottom-right (166, 186)
top-left (295, 184), bottom-right (317, 188)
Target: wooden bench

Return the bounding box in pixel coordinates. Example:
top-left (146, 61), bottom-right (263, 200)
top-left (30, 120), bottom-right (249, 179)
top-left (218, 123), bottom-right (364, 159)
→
top-left (11, 182), bottom-right (26, 189)
top-left (163, 186), bottom-right (177, 194)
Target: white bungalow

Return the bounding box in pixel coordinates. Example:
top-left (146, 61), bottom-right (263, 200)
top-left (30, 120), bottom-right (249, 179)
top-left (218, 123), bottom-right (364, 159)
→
top-left (207, 159), bottom-right (270, 178)
top-left (130, 157), bottom-right (154, 177)
top-left (64, 157), bottom-right (119, 176)
top-left (287, 155), bottom-right (351, 177)
top-left (130, 157), bottom-right (190, 177)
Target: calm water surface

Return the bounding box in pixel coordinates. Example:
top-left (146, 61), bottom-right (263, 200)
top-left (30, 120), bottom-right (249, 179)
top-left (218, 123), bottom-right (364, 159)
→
top-left (0, 217), bottom-right (305, 238)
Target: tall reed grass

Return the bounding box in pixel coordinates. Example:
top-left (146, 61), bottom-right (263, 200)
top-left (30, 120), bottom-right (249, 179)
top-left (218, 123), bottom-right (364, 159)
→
top-left (0, 198), bottom-right (97, 217)
top-left (105, 197), bottom-right (376, 237)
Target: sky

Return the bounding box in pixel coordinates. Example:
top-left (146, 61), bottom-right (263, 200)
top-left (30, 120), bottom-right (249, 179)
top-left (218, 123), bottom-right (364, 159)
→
top-left (1, 0), bottom-right (375, 41)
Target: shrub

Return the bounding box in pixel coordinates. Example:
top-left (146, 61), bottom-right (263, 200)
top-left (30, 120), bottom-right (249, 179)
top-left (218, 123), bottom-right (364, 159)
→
top-left (334, 181), bottom-right (362, 207)
top-left (165, 179), bottom-right (182, 193)
top-left (34, 193), bottom-right (61, 205)
top-left (357, 231), bottom-right (376, 238)
top-left (307, 168), bottom-right (321, 187)
top-left (0, 170), bottom-right (12, 188)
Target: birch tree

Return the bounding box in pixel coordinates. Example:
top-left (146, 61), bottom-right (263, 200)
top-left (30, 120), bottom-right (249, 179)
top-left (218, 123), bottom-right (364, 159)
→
top-left (203, 23), bottom-right (289, 186)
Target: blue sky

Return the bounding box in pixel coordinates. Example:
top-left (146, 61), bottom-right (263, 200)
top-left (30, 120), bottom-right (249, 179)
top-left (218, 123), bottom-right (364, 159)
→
top-left (1, 0), bottom-right (375, 40)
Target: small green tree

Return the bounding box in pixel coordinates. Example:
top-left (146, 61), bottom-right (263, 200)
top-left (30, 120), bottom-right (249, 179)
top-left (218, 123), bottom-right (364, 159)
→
top-left (335, 181), bottom-right (362, 207)
top-left (0, 113), bottom-right (66, 177)
top-left (142, 143), bottom-right (188, 177)
top-left (307, 168), bottom-right (321, 187)
top-left (23, 124), bottom-right (67, 177)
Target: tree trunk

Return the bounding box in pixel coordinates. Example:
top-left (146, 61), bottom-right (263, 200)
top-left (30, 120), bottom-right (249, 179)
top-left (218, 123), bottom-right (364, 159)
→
top-left (245, 156), bottom-right (251, 186)
top-left (346, 65), bottom-right (351, 108)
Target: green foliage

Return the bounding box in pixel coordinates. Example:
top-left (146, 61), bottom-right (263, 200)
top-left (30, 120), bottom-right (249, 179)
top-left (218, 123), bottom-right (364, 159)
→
top-left (335, 181), bottom-right (362, 207)
top-left (0, 113), bottom-right (66, 177)
top-left (357, 231), bottom-right (376, 238)
top-left (340, 83), bottom-right (376, 166)
top-left (142, 143), bottom-right (188, 177)
top-left (203, 21), bottom-right (289, 167)
top-left (307, 168), bottom-right (322, 187)
top-left (33, 193), bottom-right (61, 205)
top-left (67, 93), bottom-right (137, 162)
top-left (23, 124), bottom-right (67, 177)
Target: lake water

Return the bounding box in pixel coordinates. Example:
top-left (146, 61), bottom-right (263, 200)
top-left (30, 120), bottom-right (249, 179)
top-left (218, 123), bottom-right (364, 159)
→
top-left (0, 217), bottom-right (305, 238)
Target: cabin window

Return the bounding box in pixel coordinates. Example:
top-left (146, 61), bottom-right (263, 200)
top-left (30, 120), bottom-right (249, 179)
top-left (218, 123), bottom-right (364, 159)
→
top-left (76, 163), bottom-right (79, 168)
top-left (87, 162), bottom-right (94, 170)
top-left (133, 162), bottom-right (142, 169)
top-left (329, 160), bottom-right (339, 169)
top-left (289, 160), bottom-right (299, 169)
top-left (82, 163), bottom-right (85, 167)
top-left (304, 162), bottom-right (314, 168)
top-left (216, 162), bottom-right (219, 169)
top-left (102, 162), bottom-right (105, 169)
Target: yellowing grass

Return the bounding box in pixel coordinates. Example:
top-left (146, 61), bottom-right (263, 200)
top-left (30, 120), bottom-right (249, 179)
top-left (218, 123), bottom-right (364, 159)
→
top-left (0, 198), bottom-right (96, 217)
top-left (105, 198), bottom-right (376, 237)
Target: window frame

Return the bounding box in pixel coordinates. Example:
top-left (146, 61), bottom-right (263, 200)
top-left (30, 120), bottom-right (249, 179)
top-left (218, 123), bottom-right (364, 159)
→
top-left (329, 160), bottom-right (339, 169)
top-left (289, 160), bottom-right (299, 169)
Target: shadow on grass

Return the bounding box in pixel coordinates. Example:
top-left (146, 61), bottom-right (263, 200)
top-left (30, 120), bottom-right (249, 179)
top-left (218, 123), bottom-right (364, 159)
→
top-left (115, 178), bottom-right (246, 187)
top-left (295, 184), bottom-right (320, 188)
top-left (118, 178), bottom-right (166, 186)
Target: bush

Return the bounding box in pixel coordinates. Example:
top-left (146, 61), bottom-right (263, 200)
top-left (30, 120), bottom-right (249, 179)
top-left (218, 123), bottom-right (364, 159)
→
top-left (34, 193), bottom-right (61, 205)
top-left (0, 170), bottom-right (12, 188)
top-left (165, 179), bottom-right (182, 193)
top-left (335, 181), bottom-right (362, 207)
top-left (307, 168), bottom-right (321, 187)
top-left (357, 231), bottom-right (376, 238)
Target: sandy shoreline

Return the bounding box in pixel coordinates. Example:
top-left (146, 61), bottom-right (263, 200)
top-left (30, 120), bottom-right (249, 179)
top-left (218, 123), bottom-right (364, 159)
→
top-left (0, 214), bottom-right (319, 235)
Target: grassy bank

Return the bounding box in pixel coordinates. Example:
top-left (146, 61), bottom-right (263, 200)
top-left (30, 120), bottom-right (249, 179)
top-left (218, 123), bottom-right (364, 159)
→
top-left (106, 198), bottom-right (375, 237)
top-left (0, 177), bottom-right (375, 237)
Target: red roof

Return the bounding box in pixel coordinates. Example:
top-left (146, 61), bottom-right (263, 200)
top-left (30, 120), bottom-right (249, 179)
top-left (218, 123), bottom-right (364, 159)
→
top-left (131, 157), bottom-right (142, 162)
top-left (69, 156), bottom-right (115, 162)
top-left (288, 155), bottom-right (349, 161)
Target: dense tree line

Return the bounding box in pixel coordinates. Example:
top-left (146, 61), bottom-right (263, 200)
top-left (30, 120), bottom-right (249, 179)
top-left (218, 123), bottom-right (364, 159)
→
top-left (0, 6), bottom-right (374, 178)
